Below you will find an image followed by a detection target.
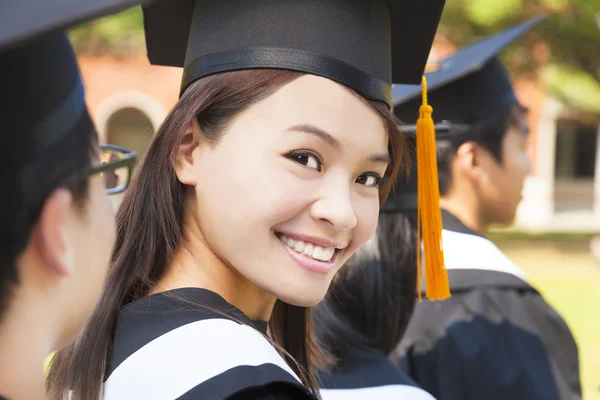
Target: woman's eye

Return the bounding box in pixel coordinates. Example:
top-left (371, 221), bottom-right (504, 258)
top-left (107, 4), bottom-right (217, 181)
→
top-left (356, 173), bottom-right (384, 188)
top-left (286, 151), bottom-right (322, 172)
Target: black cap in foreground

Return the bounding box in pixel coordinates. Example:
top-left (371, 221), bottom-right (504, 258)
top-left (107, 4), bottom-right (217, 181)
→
top-left (0, 0), bottom-right (148, 52)
top-left (0, 31), bottom-right (94, 170)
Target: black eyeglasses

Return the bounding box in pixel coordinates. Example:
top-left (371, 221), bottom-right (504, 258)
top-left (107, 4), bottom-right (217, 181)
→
top-left (69, 144), bottom-right (137, 195)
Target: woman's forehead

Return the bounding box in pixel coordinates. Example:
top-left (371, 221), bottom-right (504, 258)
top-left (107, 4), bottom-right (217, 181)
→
top-left (239, 75), bottom-right (388, 146)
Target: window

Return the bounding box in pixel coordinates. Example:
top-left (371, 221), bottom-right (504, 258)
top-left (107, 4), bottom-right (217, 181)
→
top-left (553, 119), bottom-right (599, 213)
top-left (554, 120), bottom-right (597, 180)
top-left (105, 107), bottom-right (155, 159)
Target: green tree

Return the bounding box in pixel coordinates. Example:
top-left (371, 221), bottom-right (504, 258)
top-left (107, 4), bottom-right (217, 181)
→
top-left (68, 6), bottom-right (144, 57)
top-left (69, 2), bottom-right (600, 111)
top-left (439, 0), bottom-right (600, 112)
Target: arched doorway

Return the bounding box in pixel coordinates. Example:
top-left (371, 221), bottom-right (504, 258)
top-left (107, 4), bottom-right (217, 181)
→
top-left (105, 107), bottom-right (154, 159)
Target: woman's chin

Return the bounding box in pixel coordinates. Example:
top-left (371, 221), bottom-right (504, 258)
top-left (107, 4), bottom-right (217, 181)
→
top-left (271, 282), bottom-right (332, 307)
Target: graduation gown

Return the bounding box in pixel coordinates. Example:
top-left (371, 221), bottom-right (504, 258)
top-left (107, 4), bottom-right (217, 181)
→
top-left (104, 287), bottom-right (316, 400)
top-left (317, 348), bottom-right (436, 400)
top-left (392, 210), bottom-right (582, 400)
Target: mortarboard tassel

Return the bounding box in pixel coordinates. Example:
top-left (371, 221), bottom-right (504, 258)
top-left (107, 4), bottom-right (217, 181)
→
top-left (416, 76), bottom-right (451, 301)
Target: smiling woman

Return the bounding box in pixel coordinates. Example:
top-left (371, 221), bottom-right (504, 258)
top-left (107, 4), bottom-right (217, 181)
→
top-left (46, 1), bottom-right (446, 399)
top-left (48, 67), bottom-right (403, 400)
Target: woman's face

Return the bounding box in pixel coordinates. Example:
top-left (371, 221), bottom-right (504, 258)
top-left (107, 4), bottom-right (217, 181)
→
top-left (185, 75), bottom-right (389, 306)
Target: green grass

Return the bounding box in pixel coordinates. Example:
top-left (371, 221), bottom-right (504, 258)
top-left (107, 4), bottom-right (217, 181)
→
top-left (527, 272), bottom-right (600, 400)
top-left (499, 240), bottom-right (600, 400)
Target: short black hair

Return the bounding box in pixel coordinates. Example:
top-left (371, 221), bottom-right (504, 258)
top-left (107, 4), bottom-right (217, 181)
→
top-left (437, 103), bottom-right (527, 196)
top-left (313, 211), bottom-right (418, 363)
top-left (0, 126), bottom-right (97, 319)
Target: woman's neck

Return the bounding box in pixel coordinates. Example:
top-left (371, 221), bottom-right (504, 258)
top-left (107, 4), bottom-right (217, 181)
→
top-left (0, 299), bottom-right (52, 400)
top-left (153, 223), bottom-right (277, 321)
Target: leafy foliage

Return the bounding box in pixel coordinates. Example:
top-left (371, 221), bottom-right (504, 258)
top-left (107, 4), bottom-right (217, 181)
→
top-left (67, 6), bottom-right (145, 57)
top-left (440, 0), bottom-right (600, 108)
top-left (68, 2), bottom-right (600, 107)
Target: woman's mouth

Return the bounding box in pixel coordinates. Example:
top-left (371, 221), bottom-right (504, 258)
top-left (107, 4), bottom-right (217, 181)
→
top-left (276, 232), bottom-right (342, 274)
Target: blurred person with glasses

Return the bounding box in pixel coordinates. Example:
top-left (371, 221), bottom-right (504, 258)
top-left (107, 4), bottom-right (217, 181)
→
top-left (0, 1), bottom-right (142, 398)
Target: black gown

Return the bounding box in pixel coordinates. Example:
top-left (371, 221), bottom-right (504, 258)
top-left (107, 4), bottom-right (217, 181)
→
top-left (392, 210), bottom-right (582, 400)
top-left (317, 348), bottom-right (436, 399)
top-left (104, 287), bottom-right (316, 400)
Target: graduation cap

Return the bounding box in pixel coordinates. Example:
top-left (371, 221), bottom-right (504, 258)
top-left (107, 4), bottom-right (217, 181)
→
top-left (0, 0), bottom-right (149, 170)
top-left (0, 0), bottom-right (145, 52)
top-left (382, 17), bottom-right (545, 301)
top-left (142, 0), bottom-right (447, 106)
top-left (0, 31), bottom-right (94, 170)
top-left (392, 16), bottom-right (546, 132)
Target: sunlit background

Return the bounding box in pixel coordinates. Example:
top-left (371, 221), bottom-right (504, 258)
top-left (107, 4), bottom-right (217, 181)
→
top-left (67, 1), bottom-right (600, 398)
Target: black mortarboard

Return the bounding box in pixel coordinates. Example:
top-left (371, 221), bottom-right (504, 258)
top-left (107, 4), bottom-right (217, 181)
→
top-left (0, 0), bottom-right (145, 52)
top-left (0, 31), bottom-right (94, 170)
top-left (142, 0), bottom-right (446, 106)
top-left (383, 17), bottom-right (545, 212)
top-left (0, 0), bottom-right (149, 170)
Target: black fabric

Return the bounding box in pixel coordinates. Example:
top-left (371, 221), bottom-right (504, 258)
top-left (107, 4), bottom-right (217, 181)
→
top-left (179, 365), bottom-right (314, 400)
top-left (0, 0), bottom-right (148, 52)
top-left (440, 209), bottom-right (483, 237)
top-left (108, 287), bottom-right (269, 375)
top-left (227, 382), bottom-right (313, 400)
top-left (142, 0), bottom-right (446, 106)
top-left (392, 230), bottom-right (582, 400)
top-left (318, 348), bottom-right (419, 390)
top-left (0, 31), bottom-right (94, 170)
top-left (107, 287), bottom-right (315, 400)
top-left (181, 47), bottom-right (390, 103)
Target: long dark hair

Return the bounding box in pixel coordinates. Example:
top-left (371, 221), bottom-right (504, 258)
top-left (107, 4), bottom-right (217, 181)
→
top-left (313, 209), bottom-right (419, 363)
top-left (46, 70), bottom-right (407, 399)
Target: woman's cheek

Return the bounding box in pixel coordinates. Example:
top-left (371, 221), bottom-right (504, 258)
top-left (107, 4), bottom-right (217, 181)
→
top-left (347, 195), bottom-right (381, 253)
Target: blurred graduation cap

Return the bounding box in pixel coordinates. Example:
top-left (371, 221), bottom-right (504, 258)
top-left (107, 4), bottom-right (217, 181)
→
top-left (0, 31), bottom-right (94, 170)
top-left (393, 16), bottom-right (546, 137)
top-left (383, 16), bottom-right (546, 213)
top-left (0, 0), bottom-right (148, 170)
top-left (0, 0), bottom-right (144, 52)
top-left (142, 0), bottom-right (447, 106)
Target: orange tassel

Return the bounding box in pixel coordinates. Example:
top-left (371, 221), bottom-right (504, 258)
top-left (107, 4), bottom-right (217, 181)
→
top-left (416, 76), bottom-right (451, 301)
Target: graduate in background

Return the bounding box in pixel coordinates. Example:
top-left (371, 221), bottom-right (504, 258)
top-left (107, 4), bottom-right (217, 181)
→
top-left (47, 1), bottom-right (447, 399)
top-left (0, 1), bottom-right (140, 398)
top-left (390, 18), bottom-right (582, 400)
top-left (313, 136), bottom-right (436, 400)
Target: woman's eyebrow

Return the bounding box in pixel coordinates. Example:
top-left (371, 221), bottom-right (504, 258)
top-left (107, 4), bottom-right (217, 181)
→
top-left (287, 123), bottom-right (390, 163)
top-left (369, 153), bottom-right (391, 164)
top-left (286, 124), bottom-right (341, 149)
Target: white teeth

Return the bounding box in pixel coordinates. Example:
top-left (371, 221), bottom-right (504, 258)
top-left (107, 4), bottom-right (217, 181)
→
top-left (303, 244), bottom-right (314, 257)
top-left (279, 234), bottom-right (336, 262)
top-left (312, 246), bottom-right (324, 260)
top-left (294, 241), bottom-right (305, 252)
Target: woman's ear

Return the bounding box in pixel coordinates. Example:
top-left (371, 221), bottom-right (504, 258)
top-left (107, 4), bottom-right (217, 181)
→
top-left (173, 122), bottom-right (203, 186)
